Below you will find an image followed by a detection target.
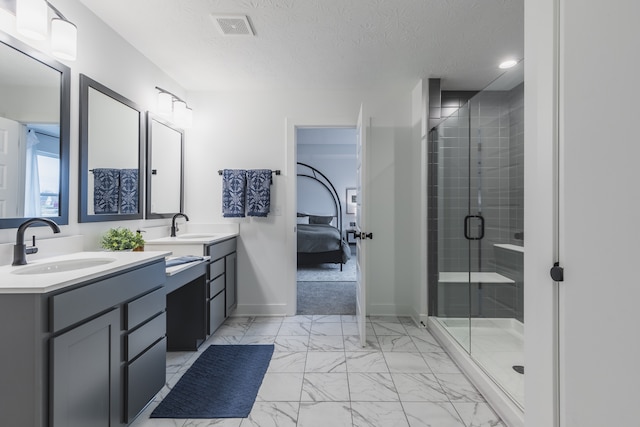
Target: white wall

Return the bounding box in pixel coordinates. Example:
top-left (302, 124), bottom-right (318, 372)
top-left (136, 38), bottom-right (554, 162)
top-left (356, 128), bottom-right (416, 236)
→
top-left (185, 89), bottom-right (416, 316)
top-left (411, 79), bottom-right (428, 322)
top-left (0, 0), bottom-right (186, 249)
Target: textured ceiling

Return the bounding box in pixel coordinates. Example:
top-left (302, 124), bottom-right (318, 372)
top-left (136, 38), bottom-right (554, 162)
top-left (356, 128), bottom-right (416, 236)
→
top-left (78, 0), bottom-right (524, 92)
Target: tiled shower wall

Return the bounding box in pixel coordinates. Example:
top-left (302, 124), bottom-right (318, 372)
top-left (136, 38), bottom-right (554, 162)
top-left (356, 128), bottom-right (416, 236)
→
top-left (437, 85), bottom-right (524, 272)
top-left (430, 82), bottom-right (524, 320)
top-left (508, 83), bottom-right (525, 242)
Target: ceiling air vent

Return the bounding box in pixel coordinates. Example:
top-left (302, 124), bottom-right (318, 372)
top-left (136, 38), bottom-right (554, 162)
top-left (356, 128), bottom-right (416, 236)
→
top-left (211, 15), bottom-right (255, 36)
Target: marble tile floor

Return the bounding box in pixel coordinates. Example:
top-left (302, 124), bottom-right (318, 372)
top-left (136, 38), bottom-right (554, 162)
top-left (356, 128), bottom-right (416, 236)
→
top-left (130, 315), bottom-right (505, 427)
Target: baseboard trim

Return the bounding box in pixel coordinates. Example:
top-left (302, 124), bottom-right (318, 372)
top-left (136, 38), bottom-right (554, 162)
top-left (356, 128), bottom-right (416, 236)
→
top-left (368, 303), bottom-right (412, 317)
top-left (232, 304), bottom-right (288, 317)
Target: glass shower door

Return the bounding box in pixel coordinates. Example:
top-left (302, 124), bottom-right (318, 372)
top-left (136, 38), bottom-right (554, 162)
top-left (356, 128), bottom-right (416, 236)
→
top-left (468, 62), bottom-right (525, 407)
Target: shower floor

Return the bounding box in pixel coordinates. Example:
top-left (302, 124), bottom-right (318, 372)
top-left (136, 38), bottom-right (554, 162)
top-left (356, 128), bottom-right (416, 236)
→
top-left (436, 317), bottom-right (524, 408)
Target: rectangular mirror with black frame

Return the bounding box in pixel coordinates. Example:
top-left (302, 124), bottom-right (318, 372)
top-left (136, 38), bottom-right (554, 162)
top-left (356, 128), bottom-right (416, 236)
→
top-left (0, 31), bottom-right (70, 229)
top-left (146, 113), bottom-right (184, 219)
top-left (79, 74), bottom-right (144, 222)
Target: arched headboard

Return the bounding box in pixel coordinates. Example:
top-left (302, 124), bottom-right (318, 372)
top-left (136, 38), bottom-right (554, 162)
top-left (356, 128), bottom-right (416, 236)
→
top-left (296, 161), bottom-right (343, 242)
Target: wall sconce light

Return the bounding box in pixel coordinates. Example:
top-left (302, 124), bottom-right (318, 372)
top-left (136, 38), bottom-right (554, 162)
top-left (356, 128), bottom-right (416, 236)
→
top-left (156, 87), bottom-right (193, 129)
top-left (15, 0), bottom-right (77, 61)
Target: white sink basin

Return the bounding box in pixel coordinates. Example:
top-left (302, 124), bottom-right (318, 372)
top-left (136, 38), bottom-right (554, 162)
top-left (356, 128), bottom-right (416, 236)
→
top-left (176, 233), bottom-right (220, 239)
top-left (11, 258), bottom-right (116, 275)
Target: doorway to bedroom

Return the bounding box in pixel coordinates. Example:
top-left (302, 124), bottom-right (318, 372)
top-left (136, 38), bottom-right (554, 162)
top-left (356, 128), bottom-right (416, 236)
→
top-left (296, 127), bottom-right (357, 315)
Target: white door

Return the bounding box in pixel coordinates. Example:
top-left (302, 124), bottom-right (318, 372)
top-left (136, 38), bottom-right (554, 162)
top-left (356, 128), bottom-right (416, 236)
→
top-left (557, 2), bottom-right (640, 426)
top-left (355, 104), bottom-right (370, 347)
top-left (0, 117), bottom-right (22, 218)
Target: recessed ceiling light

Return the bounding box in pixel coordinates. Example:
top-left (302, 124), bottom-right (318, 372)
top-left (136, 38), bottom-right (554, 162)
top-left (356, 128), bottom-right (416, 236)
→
top-left (499, 59), bottom-right (518, 69)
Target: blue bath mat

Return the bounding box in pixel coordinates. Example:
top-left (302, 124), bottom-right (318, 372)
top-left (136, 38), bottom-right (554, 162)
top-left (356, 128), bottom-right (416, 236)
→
top-left (151, 344), bottom-right (274, 418)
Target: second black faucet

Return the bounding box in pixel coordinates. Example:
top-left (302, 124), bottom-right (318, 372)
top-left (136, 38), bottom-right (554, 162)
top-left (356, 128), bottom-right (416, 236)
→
top-left (171, 213), bottom-right (189, 237)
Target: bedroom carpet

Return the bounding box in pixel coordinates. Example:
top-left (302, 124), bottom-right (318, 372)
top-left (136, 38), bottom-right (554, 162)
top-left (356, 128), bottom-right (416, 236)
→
top-left (296, 281), bottom-right (356, 315)
top-left (296, 246), bottom-right (357, 282)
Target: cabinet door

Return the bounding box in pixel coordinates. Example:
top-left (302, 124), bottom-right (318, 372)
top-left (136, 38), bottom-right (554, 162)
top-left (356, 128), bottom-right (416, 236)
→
top-left (51, 309), bottom-right (120, 427)
top-left (225, 252), bottom-right (237, 312)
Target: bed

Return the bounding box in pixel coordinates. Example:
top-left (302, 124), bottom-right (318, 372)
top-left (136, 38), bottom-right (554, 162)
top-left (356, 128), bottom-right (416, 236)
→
top-left (296, 162), bottom-right (351, 268)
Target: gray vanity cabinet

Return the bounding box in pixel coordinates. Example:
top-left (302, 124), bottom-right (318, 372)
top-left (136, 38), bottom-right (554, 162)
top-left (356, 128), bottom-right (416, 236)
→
top-left (205, 237), bottom-right (237, 334)
top-left (0, 259), bottom-right (167, 427)
top-left (50, 260), bottom-right (166, 426)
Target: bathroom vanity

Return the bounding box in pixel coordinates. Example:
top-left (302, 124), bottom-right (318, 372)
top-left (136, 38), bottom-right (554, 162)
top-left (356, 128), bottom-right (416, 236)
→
top-left (0, 251), bottom-right (169, 427)
top-left (145, 231), bottom-right (239, 335)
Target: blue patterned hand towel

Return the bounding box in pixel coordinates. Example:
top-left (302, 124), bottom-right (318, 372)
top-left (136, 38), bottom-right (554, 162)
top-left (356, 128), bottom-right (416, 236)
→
top-left (93, 168), bottom-right (120, 214)
top-left (222, 169), bottom-right (247, 217)
top-left (247, 169), bottom-right (272, 217)
top-left (119, 169), bottom-right (139, 214)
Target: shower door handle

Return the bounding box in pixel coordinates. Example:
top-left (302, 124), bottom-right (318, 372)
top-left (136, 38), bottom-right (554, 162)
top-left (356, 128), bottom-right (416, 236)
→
top-left (464, 215), bottom-right (485, 240)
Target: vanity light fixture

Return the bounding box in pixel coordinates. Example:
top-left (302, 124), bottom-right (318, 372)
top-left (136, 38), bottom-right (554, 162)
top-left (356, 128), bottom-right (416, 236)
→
top-left (157, 91), bottom-right (173, 115)
top-left (155, 87), bottom-right (193, 129)
top-left (16, 0), bottom-right (48, 40)
top-left (499, 59), bottom-right (518, 69)
top-left (15, 0), bottom-right (77, 61)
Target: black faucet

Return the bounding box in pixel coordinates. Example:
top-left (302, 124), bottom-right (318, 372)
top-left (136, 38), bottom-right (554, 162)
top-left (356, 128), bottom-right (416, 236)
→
top-left (170, 213), bottom-right (189, 237)
top-left (12, 218), bottom-right (61, 266)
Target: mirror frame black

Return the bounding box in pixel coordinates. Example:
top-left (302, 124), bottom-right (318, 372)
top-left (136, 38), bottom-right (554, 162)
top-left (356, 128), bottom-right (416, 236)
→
top-left (78, 74), bottom-right (144, 223)
top-left (145, 112), bottom-right (184, 219)
top-left (0, 31), bottom-right (70, 228)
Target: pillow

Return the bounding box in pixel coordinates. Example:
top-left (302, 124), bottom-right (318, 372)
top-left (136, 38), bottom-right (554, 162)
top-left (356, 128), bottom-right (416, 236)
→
top-left (296, 216), bottom-right (309, 224)
top-left (309, 215), bottom-right (334, 225)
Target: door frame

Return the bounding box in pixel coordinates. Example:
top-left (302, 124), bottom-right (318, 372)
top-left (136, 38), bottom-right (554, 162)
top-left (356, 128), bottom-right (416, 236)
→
top-left (524, 0), bottom-right (561, 425)
top-left (285, 116), bottom-right (360, 315)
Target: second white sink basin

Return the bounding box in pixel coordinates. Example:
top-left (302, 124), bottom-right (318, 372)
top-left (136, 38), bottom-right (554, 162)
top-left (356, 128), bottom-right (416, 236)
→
top-left (11, 258), bottom-right (116, 275)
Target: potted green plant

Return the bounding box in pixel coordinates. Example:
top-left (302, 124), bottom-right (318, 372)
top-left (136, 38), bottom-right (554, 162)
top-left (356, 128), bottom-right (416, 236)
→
top-left (101, 227), bottom-right (145, 251)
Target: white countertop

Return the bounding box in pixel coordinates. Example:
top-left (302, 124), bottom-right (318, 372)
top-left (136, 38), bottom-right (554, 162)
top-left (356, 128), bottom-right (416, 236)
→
top-left (165, 256), bottom-right (210, 276)
top-left (0, 251), bottom-right (170, 294)
top-left (145, 231), bottom-right (237, 246)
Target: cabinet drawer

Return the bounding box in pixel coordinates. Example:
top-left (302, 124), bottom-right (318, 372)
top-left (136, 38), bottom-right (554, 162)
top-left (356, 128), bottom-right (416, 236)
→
top-left (126, 337), bottom-right (166, 422)
top-left (209, 258), bottom-right (224, 279)
top-left (206, 238), bottom-right (236, 260)
top-left (126, 312), bottom-right (166, 361)
top-left (209, 290), bottom-right (226, 334)
top-left (126, 287), bottom-right (165, 330)
top-left (51, 261), bottom-right (165, 332)
top-left (208, 275), bottom-right (225, 297)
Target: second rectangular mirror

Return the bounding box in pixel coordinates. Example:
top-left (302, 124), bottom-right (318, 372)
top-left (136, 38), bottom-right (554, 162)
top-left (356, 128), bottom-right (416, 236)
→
top-left (79, 74), bottom-right (144, 222)
top-left (146, 113), bottom-right (184, 218)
